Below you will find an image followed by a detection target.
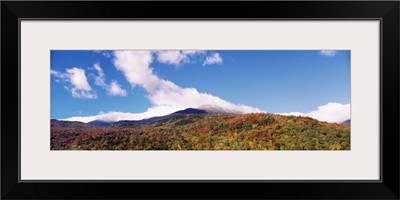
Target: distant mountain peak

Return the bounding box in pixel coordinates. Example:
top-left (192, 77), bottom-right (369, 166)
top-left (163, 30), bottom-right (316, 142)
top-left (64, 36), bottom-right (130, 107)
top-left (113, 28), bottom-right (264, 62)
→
top-left (88, 120), bottom-right (112, 127)
top-left (198, 104), bottom-right (242, 114)
top-left (81, 106), bottom-right (244, 127)
top-left (51, 119), bottom-right (94, 128)
top-left (198, 104), bottom-right (218, 109)
top-left (172, 108), bottom-right (207, 115)
top-left (86, 108), bottom-right (207, 127)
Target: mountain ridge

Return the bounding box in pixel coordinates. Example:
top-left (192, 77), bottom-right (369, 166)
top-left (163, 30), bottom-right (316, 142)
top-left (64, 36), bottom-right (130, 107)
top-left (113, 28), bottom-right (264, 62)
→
top-left (84, 107), bottom-right (212, 128)
top-left (51, 112), bottom-right (351, 150)
top-left (53, 108), bottom-right (351, 128)
top-left (198, 104), bottom-right (242, 114)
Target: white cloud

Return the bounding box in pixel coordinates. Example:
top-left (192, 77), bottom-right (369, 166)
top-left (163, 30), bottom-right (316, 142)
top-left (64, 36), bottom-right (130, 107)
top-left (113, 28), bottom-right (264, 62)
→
top-left (91, 63), bottom-right (127, 97)
top-left (93, 63), bottom-right (107, 87)
top-left (319, 50), bottom-right (337, 57)
top-left (277, 102), bottom-right (350, 123)
top-left (108, 80), bottom-right (127, 96)
top-left (113, 50), bottom-right (260, 114)
top-left (156, 50), bottom-right (186, 65)
top-left (50, 69), bottom-right (68, 82)
top-left (66, 67), bottom-right (92, 91)
top-left (203, 52), bottom-right (223, 66)
top-left (148, 79), bottom-right (261, 113)
top-left (156, 50), bottom-right (205, 66)
top-left (63, 50), bottom-right (261, 122)
top-left (114, 50), bottom-right (160, 92)
top-left (51, 67), bottom-right (97, 99)
top-left (62, 105), bottom-right (179, 123)
top-left (94, 50), bottom-right (112, 58)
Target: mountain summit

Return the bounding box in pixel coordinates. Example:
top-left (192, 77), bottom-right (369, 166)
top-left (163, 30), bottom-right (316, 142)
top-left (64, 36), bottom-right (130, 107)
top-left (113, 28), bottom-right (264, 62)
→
top-left (79, 106), bottom-right (241, 127)
top-left (198, 105), bottom-right (242, 114)
top-left (172, 108), bottom-right (207, 114)
top-left (86, 107), bottom-right (208, 127)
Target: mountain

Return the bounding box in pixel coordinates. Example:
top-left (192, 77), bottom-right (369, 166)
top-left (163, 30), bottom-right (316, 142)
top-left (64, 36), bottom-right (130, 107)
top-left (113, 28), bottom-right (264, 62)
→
top-left (51, 119), bottom-right (94, 128)
top-left (58, 107), bottom-right (236, 128)
top-left (172, 108), bottom-right (207, 114)
top-left (198, 105), bottom-right (242, 114)
top-left (342, 119), bottom-right (350, 125)
top-left (51, 112), bottom-right (351, 150)
top-left (111, 108), bottom-right (208, 128)
top-left (88, 120), bottom-right (112, 127)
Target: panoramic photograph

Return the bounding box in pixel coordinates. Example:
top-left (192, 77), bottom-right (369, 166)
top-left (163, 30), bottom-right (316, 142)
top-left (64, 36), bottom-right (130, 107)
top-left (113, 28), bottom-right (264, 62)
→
top-left (50, 50), bottom-right (350, 150)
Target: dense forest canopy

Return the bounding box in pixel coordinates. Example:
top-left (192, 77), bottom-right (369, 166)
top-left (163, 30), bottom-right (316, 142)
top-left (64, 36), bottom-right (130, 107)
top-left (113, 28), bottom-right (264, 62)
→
top-left (51, 113), bottom-right (350, 150)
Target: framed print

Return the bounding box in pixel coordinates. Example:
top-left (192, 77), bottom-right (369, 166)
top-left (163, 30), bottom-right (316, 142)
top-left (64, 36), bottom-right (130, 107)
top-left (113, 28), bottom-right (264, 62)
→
top-left (2, 1), bottom-right (399, 200)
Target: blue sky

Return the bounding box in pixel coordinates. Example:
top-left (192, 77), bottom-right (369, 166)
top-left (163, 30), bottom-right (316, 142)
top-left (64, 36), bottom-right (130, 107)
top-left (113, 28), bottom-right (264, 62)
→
top-left (51, 50), bottom-right (350, 123)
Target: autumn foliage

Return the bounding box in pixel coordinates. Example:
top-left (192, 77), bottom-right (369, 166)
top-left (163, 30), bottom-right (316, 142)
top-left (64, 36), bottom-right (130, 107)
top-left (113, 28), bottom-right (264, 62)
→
top-left (51, 113), bottom-right (350, 150)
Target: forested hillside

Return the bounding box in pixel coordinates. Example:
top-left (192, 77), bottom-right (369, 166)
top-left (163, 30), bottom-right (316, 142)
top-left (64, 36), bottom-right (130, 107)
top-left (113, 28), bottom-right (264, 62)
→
top-left (51, 113), bottom-right (350, 150)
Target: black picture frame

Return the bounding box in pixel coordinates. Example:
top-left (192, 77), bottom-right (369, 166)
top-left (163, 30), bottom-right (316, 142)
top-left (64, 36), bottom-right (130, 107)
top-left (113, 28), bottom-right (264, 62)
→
top-left (1, 1), bottom-right (399, 199)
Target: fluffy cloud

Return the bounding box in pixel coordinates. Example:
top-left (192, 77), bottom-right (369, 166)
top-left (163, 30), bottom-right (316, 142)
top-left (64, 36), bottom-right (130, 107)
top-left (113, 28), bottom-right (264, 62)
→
top-left (113, 50), bottom-right (261, 113)
top-left (203, 52), bottom-right (223, 66)
top-left (277, 102), bottom-right (350, 123)
top-left (156, 50), bottom-right (186, 65)
top-left (64, 50), bottom-right (261, 122)
top-left (156, 50), bottom-right (205, 66)
top-left (51, 67), bottom-right (97, 99)
top-left (319, 50), bottom-right (337, 57)
top-left (114, 51), bottom-right (159, 92)
top-left (62, 105), bottom-right (180, 123)
top-left (92, 63), bottom-right (127, 96)
top-left (148, 79), bottom-right (260, 113)
top-left (108, 80), bottom-right (127, 96)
